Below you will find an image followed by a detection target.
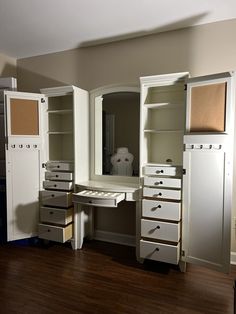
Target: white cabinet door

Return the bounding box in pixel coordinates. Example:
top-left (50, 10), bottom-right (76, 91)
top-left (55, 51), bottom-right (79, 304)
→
top-left (182, 148), bottom-right (231, 272)
top-left (5, 91), bottom-right (45, 241)
top-left (183, 71), bottom-right (235, 273)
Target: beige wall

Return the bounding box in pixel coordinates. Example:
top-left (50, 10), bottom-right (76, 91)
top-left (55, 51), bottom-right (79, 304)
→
top-left (0, 52), bottom-right (17, 78)
top-left (17, 18), bottom-right (236, 250)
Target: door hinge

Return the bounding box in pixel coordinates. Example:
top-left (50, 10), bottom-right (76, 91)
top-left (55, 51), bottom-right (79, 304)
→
top-left (182, 169), bottom-right (186, 175)
top-left (41, 98), bottom-right (46, 103)
top-left (181, 250), bottom-right (185, 257)
top-left (42, 163), bottom-right (46, 168)
top-left (184, 84), bottom-right (187, 91)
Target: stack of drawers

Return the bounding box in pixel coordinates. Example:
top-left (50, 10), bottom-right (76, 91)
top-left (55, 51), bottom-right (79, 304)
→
top-left (140, 165), bottom-right (182, 265)
top-left (38, 161), bottom-right (74, 243)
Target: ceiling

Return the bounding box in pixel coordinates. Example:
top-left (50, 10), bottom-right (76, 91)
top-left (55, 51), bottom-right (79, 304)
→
top-left (0, 0), bottom-right (236, 59)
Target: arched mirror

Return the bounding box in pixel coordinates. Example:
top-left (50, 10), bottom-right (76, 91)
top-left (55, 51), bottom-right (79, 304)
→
top-left (90, 85), bottom-right (140, 183)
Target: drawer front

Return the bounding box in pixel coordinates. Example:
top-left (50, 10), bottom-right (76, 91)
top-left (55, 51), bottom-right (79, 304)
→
top-left (143, 187), bottom-right (181, 200)
top-left (140, 240), bottom-right (180, 265)
top-left (38, 223), bottom-right (73, 243)
top-left (144, 166), bottom-right (180, 177)
top-left (142, 199), bottom-right (181, 221)
top-left (45, 171), bottom-right (73, 181)
top-left (141, 219), bottom-right (180, 242)
top-left (41, 190), bottom-right (72, 208)
top-left (43, 180), bottom-right (73, 191)
top-left (46, 161), bottom-right (74, 172)
top-left (40, 206), bottom-right (73, 225)
top-left (144, 177), bottom-right (181, 188)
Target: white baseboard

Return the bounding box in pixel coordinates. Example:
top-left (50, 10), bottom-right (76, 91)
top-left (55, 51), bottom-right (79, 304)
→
top-left (94, 229), bottom-right (136, 247)
top-left (231, 252), bottom-right (236, 265)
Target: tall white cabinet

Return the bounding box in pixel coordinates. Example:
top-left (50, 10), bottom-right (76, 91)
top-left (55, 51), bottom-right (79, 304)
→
top-left (4, 86), bottom-right (89, 246)
top-left (139, 71), bottom-right (235, 273)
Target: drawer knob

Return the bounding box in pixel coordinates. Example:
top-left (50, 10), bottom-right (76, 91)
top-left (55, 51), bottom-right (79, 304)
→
top-left (49, 211), bottom-right (54, 215)
top-left (156, 170), bottom-right (164, 174)
top-left (57, 165), bottom-right (60, 168)
top-left (152, 205), bottom-right (162, 211)
top-left (56, 175), bottom-right (59, 178)
top-left (54, 184), bottom-right (57, 187)
top-left (47, 229), bottom-right (51, 232)
top-left (156, 225), bottom-right (160, 229)
top-left (155, 181), bottom-right (163, 185)
top-left (155, 247), bottom-right (160, 252)
top-left (51, 194), bottom-right (55, 197)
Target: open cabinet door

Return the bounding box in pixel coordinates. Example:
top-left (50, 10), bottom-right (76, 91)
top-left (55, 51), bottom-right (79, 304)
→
top-left (4, 91), bottom-right (46, 241)
top-left (182, 72), bottom-right (235, 273)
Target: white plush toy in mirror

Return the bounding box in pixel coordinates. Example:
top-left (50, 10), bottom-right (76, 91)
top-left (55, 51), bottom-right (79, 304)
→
top-left (111, 147), bottom-right (134, 176)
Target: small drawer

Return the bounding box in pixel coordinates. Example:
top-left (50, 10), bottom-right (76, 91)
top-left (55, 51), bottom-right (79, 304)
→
top-left (41, 190), bottom-right (72, 208)
top-left (144, 177), bottom-right (181, 188)
top-left (73, 190), bottom-right (125, 208)
top-left (143, 187), bottom-right (181, 200)
top-left (142, 199), bottom-right (181, 221)
top-left (43, 180), bottom-right (73, 191)
top-left (144, 166), bottom-right (181, 177)
top-left (141, 219), bottom-right (180, 242)
top-left (45, 171), bottom-right (73, 181)
top-left (46, 161), bottom-right (74, 172)
top-left (140, 239), bottom-right (180, 265)
top-left (38, 223), bottom-right (73, 243)
top-left (40, 206), bottom-right (73, 225)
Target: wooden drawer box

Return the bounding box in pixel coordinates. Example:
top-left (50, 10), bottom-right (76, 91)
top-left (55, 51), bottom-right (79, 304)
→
top-left (43, 180), bottom-right (73, 191)
top-left (41, 190), bottom-right (72, 208)
top-left (46, 161), bottom-right (74, 172)
top-left (144, 165), bottom-right (181, 177)
top-left (142, 199), bottom-right (181, 221)
top-left (141, 219), bottom-right (180, 242)
top-left (144, 177), bottom-right (181, 188)
top-left (45, 171), bottom-right (73, 181)
top-left (40, 206), bottom-right (73, 225)
top-left (140, 239), bottom-right (180, 265)
top-left (143, 187), bottom-right (181, 200)
top-left (38, 223), bottom-right (73, 243)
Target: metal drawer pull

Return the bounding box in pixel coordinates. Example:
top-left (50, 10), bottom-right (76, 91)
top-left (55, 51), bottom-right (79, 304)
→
top-left (57, 165), bottom-right (60, 168)
top-left (54, 184), bottom-right (57, 187)
top-left (155, 248), bottom-right (160, 252)
top-left (156, 225), bottom-right (160, 229)
top-left (154, 193), bottom-right (162, 197)
top-left (155, 181), bottom-right (163, 185)
top-left (47, 229), bottom-right (51, 232)
top-left (151, 204), bottom-right (162, 211)
top-left (51, 194), bottom-right (55, 197)
top-left (11, 144), bottom-right (15, 148)
top-left (156, 170), bottom-right (164, 174)
top-left (49, 211), bottom-right (54, 215)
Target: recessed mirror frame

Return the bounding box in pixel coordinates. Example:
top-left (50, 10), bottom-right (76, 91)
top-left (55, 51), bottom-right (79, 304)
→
top-left (90, 84), bottom-right (140, 184)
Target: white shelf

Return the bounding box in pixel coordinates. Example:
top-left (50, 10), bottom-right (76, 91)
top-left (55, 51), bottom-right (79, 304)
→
top-left (47, 109), bottom-right (73, 114)
top-left (48, 131), bottom-right (73, 135)
top-left (143, 129), bottom-right (184, 134)
top-left (144, 103), bottom-right (184, 109)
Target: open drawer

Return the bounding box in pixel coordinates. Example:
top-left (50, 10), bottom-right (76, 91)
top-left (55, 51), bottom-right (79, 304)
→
top-left (73, 190), bottom-right (125, 207)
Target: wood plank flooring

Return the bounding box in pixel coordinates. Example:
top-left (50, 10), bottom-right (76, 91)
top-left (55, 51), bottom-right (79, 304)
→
top-left (0, 240), bottom-right (235, 314)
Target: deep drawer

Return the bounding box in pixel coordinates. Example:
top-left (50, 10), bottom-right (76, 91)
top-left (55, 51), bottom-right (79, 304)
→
top-left (41, 190), bottom-right (72, 208)
top-left (43, 180), bottom-right (73, 191)
top-left (40, 206), bottom-right (73, 225)
top-left (140, 239), bottom-right (180, 265)
top-left (141, 219), bottom-right (180, 242)
top-left (45, 171), bottom-right (73, 181)
top-left (144, 165), bottom-right (181, 177)
top-left (46, 161), bottom-right (74, 172)
top-left (142, 199), bottom-right (181, 221)
top-left (38, 223), bottom-right (73, 243)
top-left (143, 187), bottom-right (181, 200)
top-left (144, 177), bottom-right (181, 188)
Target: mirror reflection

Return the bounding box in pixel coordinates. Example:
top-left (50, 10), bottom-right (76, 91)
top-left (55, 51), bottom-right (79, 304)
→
top-left (101, 92), bottom-right (140, 177)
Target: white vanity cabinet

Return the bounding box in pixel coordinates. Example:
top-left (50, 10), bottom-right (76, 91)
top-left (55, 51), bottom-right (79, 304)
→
top-left (139, 71), bottom-right (235, 273)
top-left (4, 86), bottom-right (89, 245)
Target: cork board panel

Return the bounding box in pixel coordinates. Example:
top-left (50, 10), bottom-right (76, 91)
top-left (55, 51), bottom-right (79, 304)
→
top-left (10, 98), bottom-right (39, 135)
top-left (190, 83), bottom-right (226, 132)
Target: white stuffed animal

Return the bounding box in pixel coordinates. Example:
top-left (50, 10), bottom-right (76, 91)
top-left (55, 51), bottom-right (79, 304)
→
top-left (111, 147), bottom-right (134, 176)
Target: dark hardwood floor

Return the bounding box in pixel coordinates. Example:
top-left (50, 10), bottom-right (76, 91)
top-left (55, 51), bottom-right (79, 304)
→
top-left (0, 239), bottom-right (235, 314)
